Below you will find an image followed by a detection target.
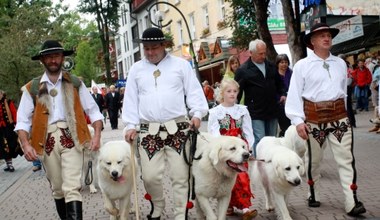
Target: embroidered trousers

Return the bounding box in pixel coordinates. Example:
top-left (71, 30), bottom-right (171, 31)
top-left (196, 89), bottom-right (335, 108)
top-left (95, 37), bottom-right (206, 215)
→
top-left (138, 126), bottom-right (190, 219)
top-left (40, 122), bottom-right (83, 203)
top-left (306, 117), bottom-right (359, 212)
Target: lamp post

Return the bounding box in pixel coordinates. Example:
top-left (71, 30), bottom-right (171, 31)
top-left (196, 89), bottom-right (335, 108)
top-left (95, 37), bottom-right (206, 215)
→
top-left (147, 1), bottom-right (201, 81)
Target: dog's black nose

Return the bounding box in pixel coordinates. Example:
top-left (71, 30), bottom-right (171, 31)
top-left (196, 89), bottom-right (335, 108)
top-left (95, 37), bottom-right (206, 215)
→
top-left (242, 152), bottom-right (250, 160)
top-left (294, 179), bottom-right (301, 185)
top-left (111, 171), bottom-right (118, 177)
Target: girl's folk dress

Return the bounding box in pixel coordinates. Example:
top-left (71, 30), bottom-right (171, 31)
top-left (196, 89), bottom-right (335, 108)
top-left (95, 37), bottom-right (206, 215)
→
top-left (208, 104), bottom-right (256, 217)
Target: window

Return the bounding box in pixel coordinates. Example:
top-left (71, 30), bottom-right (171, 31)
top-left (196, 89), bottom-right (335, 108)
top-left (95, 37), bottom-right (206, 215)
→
top-left (203, 6), bottom-right (209, 28)
top-left (124, 31), bottom-right (129, 52)
top-left (177, 20), bottom-right (183, 45)
top-left (218, 0), bottom-right (226, 20)
top-left (132, 25), bottom-right (139, 49)
top-left (116, 37), bottom-right (121, 56)
top-left (189, 13), bottom-right (195, 40)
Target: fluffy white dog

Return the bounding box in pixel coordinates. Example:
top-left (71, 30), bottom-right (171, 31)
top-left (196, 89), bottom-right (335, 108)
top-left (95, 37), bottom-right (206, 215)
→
top-left (259, 125), bottom-right (306, 158)
top-left (250, 137), bottom-right (305, 220)
top-left (192, 133), bottom-right (250, 220)
top-left (97, 140), bottom-right (136, 220)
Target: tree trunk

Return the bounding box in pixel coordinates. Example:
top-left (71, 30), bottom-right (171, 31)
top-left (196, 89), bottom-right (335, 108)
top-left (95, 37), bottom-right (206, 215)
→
top-left (281, 0), bottom-right (306, 65)
top-left (252, 0), bottom-right (277, 63)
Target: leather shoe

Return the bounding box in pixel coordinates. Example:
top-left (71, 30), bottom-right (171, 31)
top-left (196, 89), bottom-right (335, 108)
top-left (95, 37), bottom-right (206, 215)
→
top-left (242, 209), bottom-right (258, 220)
top-left (347, 202), bottom-right (366, 216)
top-left (4, 165), bottom-right (15, 172)
top-left (32, 166), bottom-right (41, 172)
top-left (308, 197), bottom-right (321, 207)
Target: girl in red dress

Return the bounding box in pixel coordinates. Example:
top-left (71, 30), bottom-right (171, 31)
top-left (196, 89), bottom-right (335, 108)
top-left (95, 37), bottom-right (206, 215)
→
top-left (208, 79), bottom-right (257, 219)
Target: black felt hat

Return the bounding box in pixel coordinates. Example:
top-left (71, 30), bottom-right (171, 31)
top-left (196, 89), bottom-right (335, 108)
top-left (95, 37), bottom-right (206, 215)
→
top-left (304, 23), bottom-right (339, 49)
top-left (31, 40), bottom-right (74, 60)
top-left (134, 27), bottom-right (169, 44)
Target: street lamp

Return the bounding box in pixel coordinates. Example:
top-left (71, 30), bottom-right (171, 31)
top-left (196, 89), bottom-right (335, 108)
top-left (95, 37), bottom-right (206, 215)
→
top-left (147, 1), bottom-right (201, 81)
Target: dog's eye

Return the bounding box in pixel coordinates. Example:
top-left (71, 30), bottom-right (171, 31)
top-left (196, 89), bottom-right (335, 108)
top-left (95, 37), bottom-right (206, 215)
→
top-left (285, 167), bottom-right (291, 171)
top-left (106, 162), bottom-right (111, 165)
top-left (117, 161), bottom-right (122, 164)
top-left (297, 166), bottom-right (300, 170)
top-left (230, 147), bottom-right (236, 151)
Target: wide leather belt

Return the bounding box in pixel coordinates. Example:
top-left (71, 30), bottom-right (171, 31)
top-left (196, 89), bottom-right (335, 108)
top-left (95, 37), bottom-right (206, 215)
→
top-left (304, 99), bottom-right (347, 124)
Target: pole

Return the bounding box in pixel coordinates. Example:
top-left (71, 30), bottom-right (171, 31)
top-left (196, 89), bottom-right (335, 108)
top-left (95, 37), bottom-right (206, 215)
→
top-left (147, 2), bottom-right (201, 81)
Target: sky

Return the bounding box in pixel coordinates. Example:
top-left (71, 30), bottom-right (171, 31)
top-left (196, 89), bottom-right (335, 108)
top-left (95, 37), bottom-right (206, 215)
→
top-left (52, 0), bottom-right (95, 21)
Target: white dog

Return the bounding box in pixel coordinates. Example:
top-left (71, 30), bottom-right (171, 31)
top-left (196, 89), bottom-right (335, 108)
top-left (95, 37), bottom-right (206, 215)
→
top-left (258, 125), bottom-right (306, 158)
top-left (97, 140), bottom-right (135, 220)
top-left (192, 133), bottom-right (250, 220)
top-left (250, 138), bottom-right (305, 220)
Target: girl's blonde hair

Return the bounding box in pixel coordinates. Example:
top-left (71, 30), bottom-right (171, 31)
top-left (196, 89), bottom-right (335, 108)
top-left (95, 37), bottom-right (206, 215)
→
top-left (224, 55), bottom-right (240, 79)
top-left (217, 78), bottom-right (240, 103)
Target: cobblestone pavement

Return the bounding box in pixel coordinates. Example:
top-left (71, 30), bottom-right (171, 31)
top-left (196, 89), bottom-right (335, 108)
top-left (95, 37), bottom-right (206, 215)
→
top-left (1, 111), bottom-right (380, 220)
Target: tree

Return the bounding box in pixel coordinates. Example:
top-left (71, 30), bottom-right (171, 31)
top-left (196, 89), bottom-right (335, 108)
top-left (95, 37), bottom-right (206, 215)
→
top-left (0, 2), bottom-right (54, 102)
top-left (252, 0), bottom-right (278, 63)
top-left (225, 0), bottom-right (257, 50)
top-left (281, 0), bottom-right (305, 64)
top-left (78, 0), bottom-right (121, 85)
top-left (226, 0), bottom-right (305, 64)
top-left (73, 41), bottom-right (100, 87)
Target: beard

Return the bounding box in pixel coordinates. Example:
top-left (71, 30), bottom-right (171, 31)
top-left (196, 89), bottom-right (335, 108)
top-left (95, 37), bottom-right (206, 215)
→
top-left (43, 62), bottom-right (62, 75)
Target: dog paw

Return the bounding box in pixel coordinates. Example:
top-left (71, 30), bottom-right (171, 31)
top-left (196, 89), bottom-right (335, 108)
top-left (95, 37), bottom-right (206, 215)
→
top-left (89, 186), bottom-right (98, 194)
top-left (106, 207), bottom-right (119, 216)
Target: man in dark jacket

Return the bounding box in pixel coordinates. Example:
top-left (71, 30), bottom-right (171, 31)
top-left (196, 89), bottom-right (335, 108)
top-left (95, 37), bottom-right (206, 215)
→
top-left (91, 86), bottom-right (105, 113)
top-left (235, 39), bottom-right (286, 156)
top-left (105, 85), bottom-right (120, 129)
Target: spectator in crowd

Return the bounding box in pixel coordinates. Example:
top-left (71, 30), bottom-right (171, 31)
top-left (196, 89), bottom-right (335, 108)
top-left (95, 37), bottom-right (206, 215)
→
top-left (285, 23), bottom-right (366, 216)
top-left (338, 54), bottom-right (356, 127)
top-left (352, 59), bottom-right (372, 111)
top-left (366, 53), bottom-right (379, 107)
top-left (224, 55), bottom-right (240, 80)
top-left (15, 40), bottom-right (103, 219)
top-left (202, 80), bottom-right (215, 108)
top-left (105, 85), bottom-right (121, 130)
top-left (91, 86), bottom-right (105, 114)
top-left (122, 27), bottom-right (208, 220)
top-left (275, 54), bottom-right (292, 136)
top-left (1, 90), bottom-right (22, 172)
top-left (235, 39), bottom-right (286, 156)
top-left (32, 159), bottom-right (42, 172)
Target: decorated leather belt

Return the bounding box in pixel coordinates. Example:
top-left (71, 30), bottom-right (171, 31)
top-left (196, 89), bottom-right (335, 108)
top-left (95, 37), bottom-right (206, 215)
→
top-left (140, 122), bottom-right (189, 132)
top-left (304, 99), bottom-right (347, 124)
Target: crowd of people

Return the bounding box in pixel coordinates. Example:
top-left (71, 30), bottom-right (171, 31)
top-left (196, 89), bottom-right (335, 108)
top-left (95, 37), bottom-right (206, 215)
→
top-left (2, 23), bottom-right (379, 219)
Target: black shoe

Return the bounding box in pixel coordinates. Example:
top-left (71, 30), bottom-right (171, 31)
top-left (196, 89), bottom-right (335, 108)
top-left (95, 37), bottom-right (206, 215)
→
top-left (308, 197), bottom-right (321, 207)
top-left (147, 216), bottom-right (160, 220)
top-left (347, 202), bottom-right (366, 216)
top-left (4, 165), bottom-right (15, 172)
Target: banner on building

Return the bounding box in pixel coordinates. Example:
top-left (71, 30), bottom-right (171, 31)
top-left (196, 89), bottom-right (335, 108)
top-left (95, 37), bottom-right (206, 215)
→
top-left (331, 15), bottom-right (364, 45)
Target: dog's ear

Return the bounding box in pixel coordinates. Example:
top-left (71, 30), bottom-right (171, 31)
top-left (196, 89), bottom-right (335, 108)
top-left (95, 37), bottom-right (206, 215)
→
top-left (209, 145), bottom-right (221, 166)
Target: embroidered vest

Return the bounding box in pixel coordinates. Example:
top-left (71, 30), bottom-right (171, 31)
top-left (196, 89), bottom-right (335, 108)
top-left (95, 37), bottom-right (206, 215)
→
top-left (24, 72), bottom-right (91, 155)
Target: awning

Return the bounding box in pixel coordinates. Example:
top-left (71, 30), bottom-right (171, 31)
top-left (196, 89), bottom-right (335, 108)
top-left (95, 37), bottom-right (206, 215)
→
top-left (198, 61), bottom-right (225, 71)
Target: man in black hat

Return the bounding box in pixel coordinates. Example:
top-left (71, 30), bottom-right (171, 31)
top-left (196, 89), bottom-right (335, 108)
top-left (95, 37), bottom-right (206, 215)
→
top-left (15, 40), bottom-right (104, 220)
top-left (122, 27), bottom-right (208, 219)
top-left (285, 23), bottom-right (366, 216)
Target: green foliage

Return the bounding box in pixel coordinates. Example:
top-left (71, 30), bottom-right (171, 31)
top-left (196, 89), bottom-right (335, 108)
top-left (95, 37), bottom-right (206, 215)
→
top-left (225, 0), bottom-right (258, 50)
top-left (72, 41), bottom-right (99, 87)
top-left (0, 1), bottom-right (103, 102)
top-left (78, 0), bottom-right (122, 85)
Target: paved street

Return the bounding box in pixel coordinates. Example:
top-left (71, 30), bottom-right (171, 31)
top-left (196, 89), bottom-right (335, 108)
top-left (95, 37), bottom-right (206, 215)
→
top-left (1, 110), bottom-right (380, 220)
